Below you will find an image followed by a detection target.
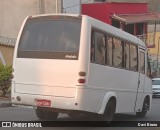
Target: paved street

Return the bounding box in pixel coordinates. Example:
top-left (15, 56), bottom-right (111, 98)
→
top-left (1, 98), bottom-right (160, 121)
top-left (0, 98), bottom-right (160, 130)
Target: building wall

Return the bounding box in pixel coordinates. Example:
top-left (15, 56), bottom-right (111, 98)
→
top-left (148, 32), bottom-right (160, 58)
top-left (0, 45), bottom-right (14, 65)
top-left (0, 0), bottom-right (62, 65)
top-left (0, 0), bottom-right (62, 39)
top-left (82, 3), bottom-right (147, 24)
top-left (147, 32), bottom-right (160, 73)
top-left (63, 0), bottom-right (80, 14)
top-left (63, 0), bottom-right (94, 14)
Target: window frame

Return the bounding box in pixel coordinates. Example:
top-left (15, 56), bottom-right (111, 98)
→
top-left (130, 43), bottom-right (138, 72)
top-left (91, 28), bottom-right (107, 65)
top-left (90, 27), bottom-right (143, 73)
top-left (147, 55), bottom-right (152, 78)
top-left (139, 51), bottom-right (145, 74)
top-left (112, 37), bottom-right (123, 68)
top-left (123, 42), bottom-right (130, 70)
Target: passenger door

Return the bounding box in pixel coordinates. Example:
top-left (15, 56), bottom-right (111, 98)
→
top-left (135, 49), bottom-right (146, 111)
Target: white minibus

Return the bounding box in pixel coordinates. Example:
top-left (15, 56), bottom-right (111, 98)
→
top-left (12, 14), bottom-right (152, 121)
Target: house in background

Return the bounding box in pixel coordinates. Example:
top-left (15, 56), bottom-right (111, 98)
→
top-left (0, 0), bottom-right (63, 65)
top-left (0, 42), bottom-right (14, 65)
top-left (81, 2), bottom-right (160, 75)
top-left (147, 30), bottom-right (160, 73)
top-left (82, 2), bottom-right (160, 39)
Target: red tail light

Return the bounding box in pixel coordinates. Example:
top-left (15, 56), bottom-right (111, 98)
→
top-left (78, 79), bottom-right (85, 84)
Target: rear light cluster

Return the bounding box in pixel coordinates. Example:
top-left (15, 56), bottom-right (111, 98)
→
top-left (78, 71), bottom-right (86, 84)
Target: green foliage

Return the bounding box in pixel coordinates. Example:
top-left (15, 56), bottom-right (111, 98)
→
top-left (0, 64), bottom-right (12, 97)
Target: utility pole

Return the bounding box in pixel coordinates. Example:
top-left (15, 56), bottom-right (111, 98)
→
top-left (56, 0), bottom-right (58, 13)
top-left (61, 0), bottom-right (63, 13)
top-left (0, 0), bottom-right (2, 35)
top-left (39, 0), bottom-right (46, 14)
top-left (156, 37), bottom-right (160, 77)
top-left (56, 0), bottom-right (63, 13)
top-left (79, 0), bottom-right (82, 14)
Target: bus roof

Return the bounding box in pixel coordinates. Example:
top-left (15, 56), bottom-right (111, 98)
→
top-left (29, 13), bottom-right (81, 18)
top-left (27, 13), bottom-right (146, 49)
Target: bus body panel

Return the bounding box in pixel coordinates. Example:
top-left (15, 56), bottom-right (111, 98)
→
top-left (12, 87), bottom-right (106, 113)
top-left (88, 63), bottom-right (139, 113)
top-left (134, 49), bottom-right (146, 111)
top-left (13, 59), bottom-right (79, 97)
top-left (98, 91), bottom-right (117, 114)
top-left (144, 77), bottom-right (152, 109)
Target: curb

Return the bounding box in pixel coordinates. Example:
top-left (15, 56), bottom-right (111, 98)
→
top-left (0, 96), bottom-right (12, 108)
top-left (0, 96), bottom-right (11, 100)
top-left (0, 103), bottom-right (12, 108)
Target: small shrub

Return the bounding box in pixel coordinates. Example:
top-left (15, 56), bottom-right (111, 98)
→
top-left (0, 64), bottom-right (12, 97)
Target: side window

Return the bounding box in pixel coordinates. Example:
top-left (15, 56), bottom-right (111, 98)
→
top-left (147, 56), bottom-right (151, 77)
top-left (124, 43), bottom-right (130, 69)
top-left (91, 31), bottom-right (95, 63)
top-left (140, 51), bottom-right (145, 74)
top-left (130, 44), bottom-right (138, 71)
top-left (107, 37), bottom-right (113, 66)
top-left (94, 31), bottom-right (106, 65)
top-left (113, 38), bottom-right (122, 67)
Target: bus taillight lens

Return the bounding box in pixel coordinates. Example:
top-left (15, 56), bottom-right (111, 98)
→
top-left (78, 79), bottom-right (85, 84)
top-left (78, 72), bottom-right (86, 76)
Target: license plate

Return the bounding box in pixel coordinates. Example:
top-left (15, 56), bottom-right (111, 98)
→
top-left (36, 99), bottom-right (51, 107)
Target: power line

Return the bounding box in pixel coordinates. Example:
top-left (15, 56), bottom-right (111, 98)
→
top-left (63, 0), bottom-right (91, 10)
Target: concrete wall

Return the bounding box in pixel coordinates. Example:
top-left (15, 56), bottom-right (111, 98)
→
top-left (0, 45), bottom-right (14, 65)
top-left (63, 0), bottom-right (94, 14)
top-left (0, 0), bottom-right (62, 65)
top-left (149, 32), bottom-right (160, 56)
top-left (0, 0), bottom-right (62, 39)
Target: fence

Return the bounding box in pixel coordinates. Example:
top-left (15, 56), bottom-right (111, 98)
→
top-left (136, 33), bottom-right (155, 48)
top-left (0, 36), bottom-right (16, 46)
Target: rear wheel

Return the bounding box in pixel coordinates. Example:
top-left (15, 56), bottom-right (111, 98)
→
top-left (36, 108), bottom-right (59, 120)
top-left (99, 99), bottom-right (116, 123)
top-left (68, 113), bottom-right (81, 118)
top-left (43, 111), bottom-right (59, 120)
top-left (136, 97), bottom-right (149, 118)
top-left (35, 108), bottom-right (44, 119)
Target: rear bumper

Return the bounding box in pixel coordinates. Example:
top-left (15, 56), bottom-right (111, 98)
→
top-left (12, 86), bottom-right (106, 114)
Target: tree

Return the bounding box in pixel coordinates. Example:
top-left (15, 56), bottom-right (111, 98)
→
top-left (0, 64), bottom-right (12, 97)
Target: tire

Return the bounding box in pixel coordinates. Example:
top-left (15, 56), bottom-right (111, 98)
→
top-left (43, 111), bottom-right (59, 120)
top-left (99, 99), bottom-right (116, 122)
top-left (35, 108), bottom-right (44, 119)
top-left (136, 98), bottom-right (149, 118)
top-left (68, 113), bottom-right (81, 118)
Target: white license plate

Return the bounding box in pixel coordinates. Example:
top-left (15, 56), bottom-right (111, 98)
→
top-left (36, 99), bottom-right (51, 107)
